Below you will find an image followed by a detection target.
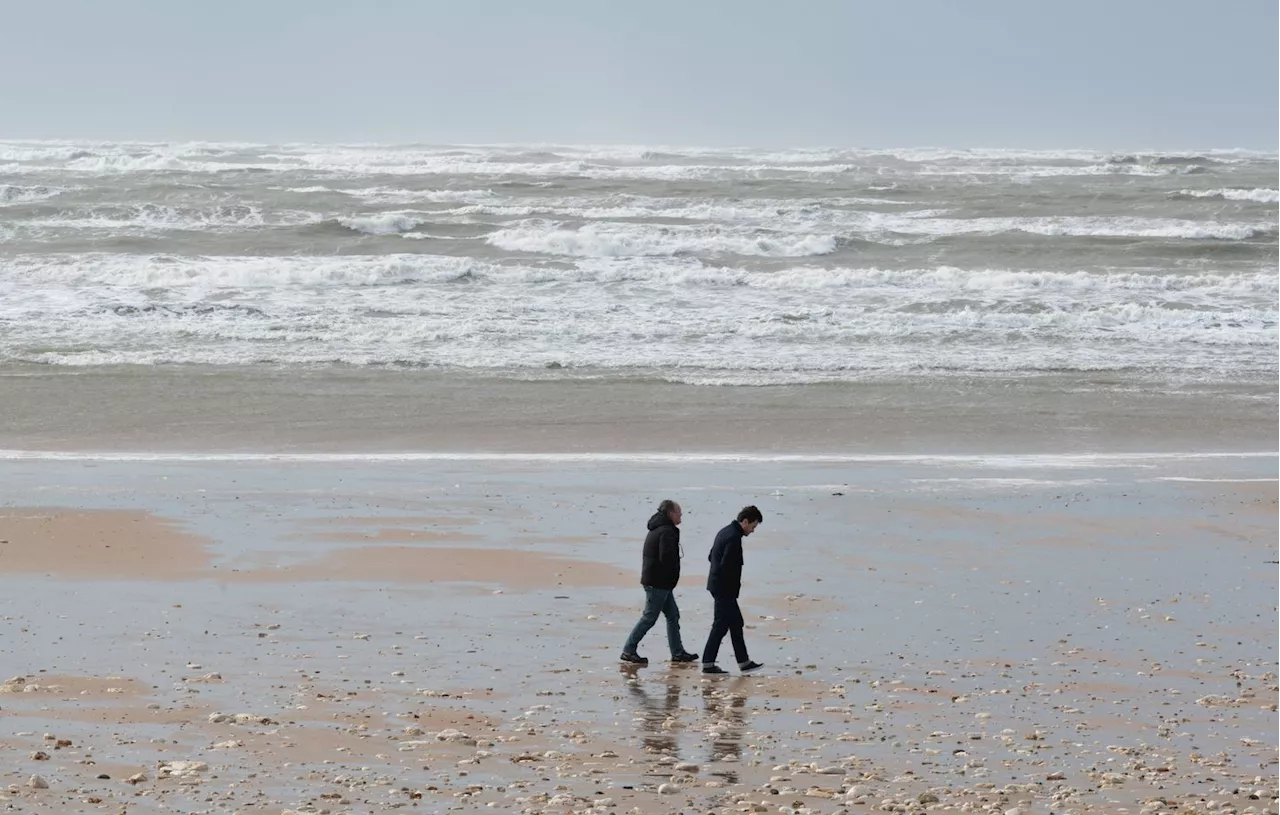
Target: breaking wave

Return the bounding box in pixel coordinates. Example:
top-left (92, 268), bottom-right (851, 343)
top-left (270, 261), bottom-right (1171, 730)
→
top-left (1172, 188), bottom-right (1280, 204)
top-left (0, 184), bottom-right (70, 204)
top-left (486, 222), bottom-right (839, 258)
top-left (7, 204), bottom-right (307, 233)
top-left (333, 212), bottom-right (426, 235)
top-left (1, 139), bottom-right (1274, 385)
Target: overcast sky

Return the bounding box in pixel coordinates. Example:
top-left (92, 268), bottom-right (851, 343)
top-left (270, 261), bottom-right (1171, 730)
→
top-left (4, 0), bottom-right (1275, 149)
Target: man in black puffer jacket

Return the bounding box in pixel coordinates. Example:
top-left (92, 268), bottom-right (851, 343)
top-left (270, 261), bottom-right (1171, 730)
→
top-left (620, 499), bottom-right (699, 665)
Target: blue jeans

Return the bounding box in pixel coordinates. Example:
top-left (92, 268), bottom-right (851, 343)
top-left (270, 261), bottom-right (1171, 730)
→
top-left (622, 586), bottom-right (687, 656)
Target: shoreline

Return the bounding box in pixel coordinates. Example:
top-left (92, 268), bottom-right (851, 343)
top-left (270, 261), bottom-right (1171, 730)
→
top-left (1, 366), bottom-right (1274, 455)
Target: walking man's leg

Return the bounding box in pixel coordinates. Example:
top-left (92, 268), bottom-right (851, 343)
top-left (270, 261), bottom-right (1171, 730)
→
top-left (702, 596), bottom-right (732, 666)
top-left (727, 598), bottom-right (750, 665)
top-left (659, 591), bottom-right (688, 657)
top-left (622, 587), bottom-right (667, 661)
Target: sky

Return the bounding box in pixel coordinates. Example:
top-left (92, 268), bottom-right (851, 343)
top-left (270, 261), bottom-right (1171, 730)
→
top-left (3, 0), bottom-right (1276, 149)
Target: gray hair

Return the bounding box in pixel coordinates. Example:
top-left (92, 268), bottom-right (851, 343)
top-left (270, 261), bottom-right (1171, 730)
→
top-left (657, 499), bottom-right (679, 516)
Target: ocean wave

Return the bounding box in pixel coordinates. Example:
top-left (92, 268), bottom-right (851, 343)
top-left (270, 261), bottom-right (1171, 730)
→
top-left (2, 141), bottom-right (1274, 183)
top-left (4, 261), bottom-right (1272, 380)
top-left (1172, 188), bottom-right (1280, 204)
top-left (486, 221), bottom-right (838, 258)
top-left (9, 203), bottom-right (308, 233)
top-left (3, 253), bottom-right (480, 288)
top-left (881, 215), bottom-right (1271, 241)
top-left (913, 162), bottom-right (1212, 178)
top-left (61, 153), bottom-right (263, 174)
top-left (0, 144), bottom-right (101, 162)
top-left (1106, 153), bottom-right (1225, 167)
top-left (557, 260), bottom-right (1279, 298)
top-left (280, 186), bottom-right (498, 204)
top-left (433, 197), bottom-right (937, 228)
top-left (5, 310), bottom-right (1272, 378)
top-left (0, 184), bottom-right (69, 204)
top-left (103, 303), bottom-right (268, 318)
top-left (333, 212), bottom-right (426, 235)
top-left (5, 254), bottom-right (1275, 300)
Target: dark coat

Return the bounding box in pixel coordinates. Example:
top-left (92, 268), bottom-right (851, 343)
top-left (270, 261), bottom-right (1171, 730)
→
top-left (706, 520), bottom-right (745, 598)
top-left (639, 511), bottom-right (681, 589)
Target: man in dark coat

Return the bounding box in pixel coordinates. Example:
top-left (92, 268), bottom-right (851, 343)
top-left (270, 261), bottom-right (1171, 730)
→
top-left (700, 505), bottom-right (765, 675)
top-left (620, 499), bottom-right (699, 665)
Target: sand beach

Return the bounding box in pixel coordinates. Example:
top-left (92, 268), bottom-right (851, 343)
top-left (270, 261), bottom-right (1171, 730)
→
top-left (0, 443), bottom-right (1274, 814)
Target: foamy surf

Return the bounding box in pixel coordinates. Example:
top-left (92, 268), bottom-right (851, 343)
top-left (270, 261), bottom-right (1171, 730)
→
top-left (0, 139), bottom-right (1275, 386)
top-left (486, 221), bottom-right (839, 258)
top-left (1172, 188), bottom-right (1279, 204)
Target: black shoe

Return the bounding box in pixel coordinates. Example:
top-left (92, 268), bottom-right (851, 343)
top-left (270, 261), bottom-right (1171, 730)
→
top-left (701, 664), bottom-right (728, 675)
top-left (671, 652), bottom-right (699, 663)
top-left (620, 652), bottom-right (648, 665)
top-left (739, 661), bottom-right (764, 674)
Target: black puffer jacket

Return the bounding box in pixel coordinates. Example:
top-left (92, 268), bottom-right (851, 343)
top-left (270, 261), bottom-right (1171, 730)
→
top-left (639, 511), bottom-right (681, 589)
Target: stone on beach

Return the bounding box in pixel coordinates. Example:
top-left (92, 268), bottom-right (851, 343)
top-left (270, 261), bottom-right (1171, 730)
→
top-left (157, 760), bottom-right (208, 778)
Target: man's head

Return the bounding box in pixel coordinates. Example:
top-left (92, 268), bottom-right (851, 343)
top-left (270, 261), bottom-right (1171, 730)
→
top-left (737, 505), bottom-right (762, 536)
top-left (658, 499), bottom-right (683, 526)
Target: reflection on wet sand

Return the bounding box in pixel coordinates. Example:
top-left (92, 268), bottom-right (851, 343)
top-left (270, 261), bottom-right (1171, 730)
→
top-left (623, 666), bottom-right (684, 760)
top-left (622, 668), bottom-right (754, 787)
top-left (702, 680), bottom-right (750, 784)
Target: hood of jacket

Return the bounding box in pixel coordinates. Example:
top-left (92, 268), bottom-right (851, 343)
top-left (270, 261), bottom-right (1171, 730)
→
top-left (647, 511), bottom-right (674, 531)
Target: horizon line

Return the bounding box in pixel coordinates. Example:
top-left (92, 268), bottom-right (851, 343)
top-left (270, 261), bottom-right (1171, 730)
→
top-left (1, 136), bottom-right (1276, 156)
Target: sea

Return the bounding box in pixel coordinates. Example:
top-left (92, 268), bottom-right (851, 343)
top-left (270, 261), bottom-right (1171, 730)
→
top-left (0, 141), bottom-right (1275, 387)
top-left (0, 140), bottom-right (1276, 455)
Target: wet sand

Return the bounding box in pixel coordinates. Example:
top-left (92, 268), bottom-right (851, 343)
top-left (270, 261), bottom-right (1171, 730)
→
top-left (0, 455), bottom-right (1276, 814)
top-left (1, 366), bottom-right (1274, 454)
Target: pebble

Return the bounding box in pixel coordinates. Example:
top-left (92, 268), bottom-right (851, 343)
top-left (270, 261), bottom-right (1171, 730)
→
top-left (158, 761), bottom-right (208, 779)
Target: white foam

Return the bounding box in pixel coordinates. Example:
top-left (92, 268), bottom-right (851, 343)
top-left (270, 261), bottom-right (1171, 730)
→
top-left (875, 215), bottom-right (1269, 241)
top-left (0, 450), bottom-right (1270, 466)
top-left (335, 212), bottom-right (425, 235)
top-left (1, 138), bottom-right (1275, 384)
top-left (1175, 188), bottom-right (1280, 204)
top-left (0, 184), bottom-right (70, 204)
top-left (282, 186), bottom-right (498, 204)
top-left (433, 198), bottom-right (936, 230)
top-left (1153, 477), bottom-right (1278, 482)
top-left (2, 141), bottom-right (1274, 184)
top-left (908, 477), bottom-right (1107, 489)
top-left (3, 255), bottom-right (1273, 383)
top-left (486, 221), bottom-right (838, 258)
top-left (2, 253), bottom-right (477, 288)
top-left (9, 204), bottom-right (311, 234)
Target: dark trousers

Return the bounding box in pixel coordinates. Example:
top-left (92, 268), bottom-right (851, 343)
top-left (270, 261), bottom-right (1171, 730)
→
top-left (701, 595), bottom-right (749, 665)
